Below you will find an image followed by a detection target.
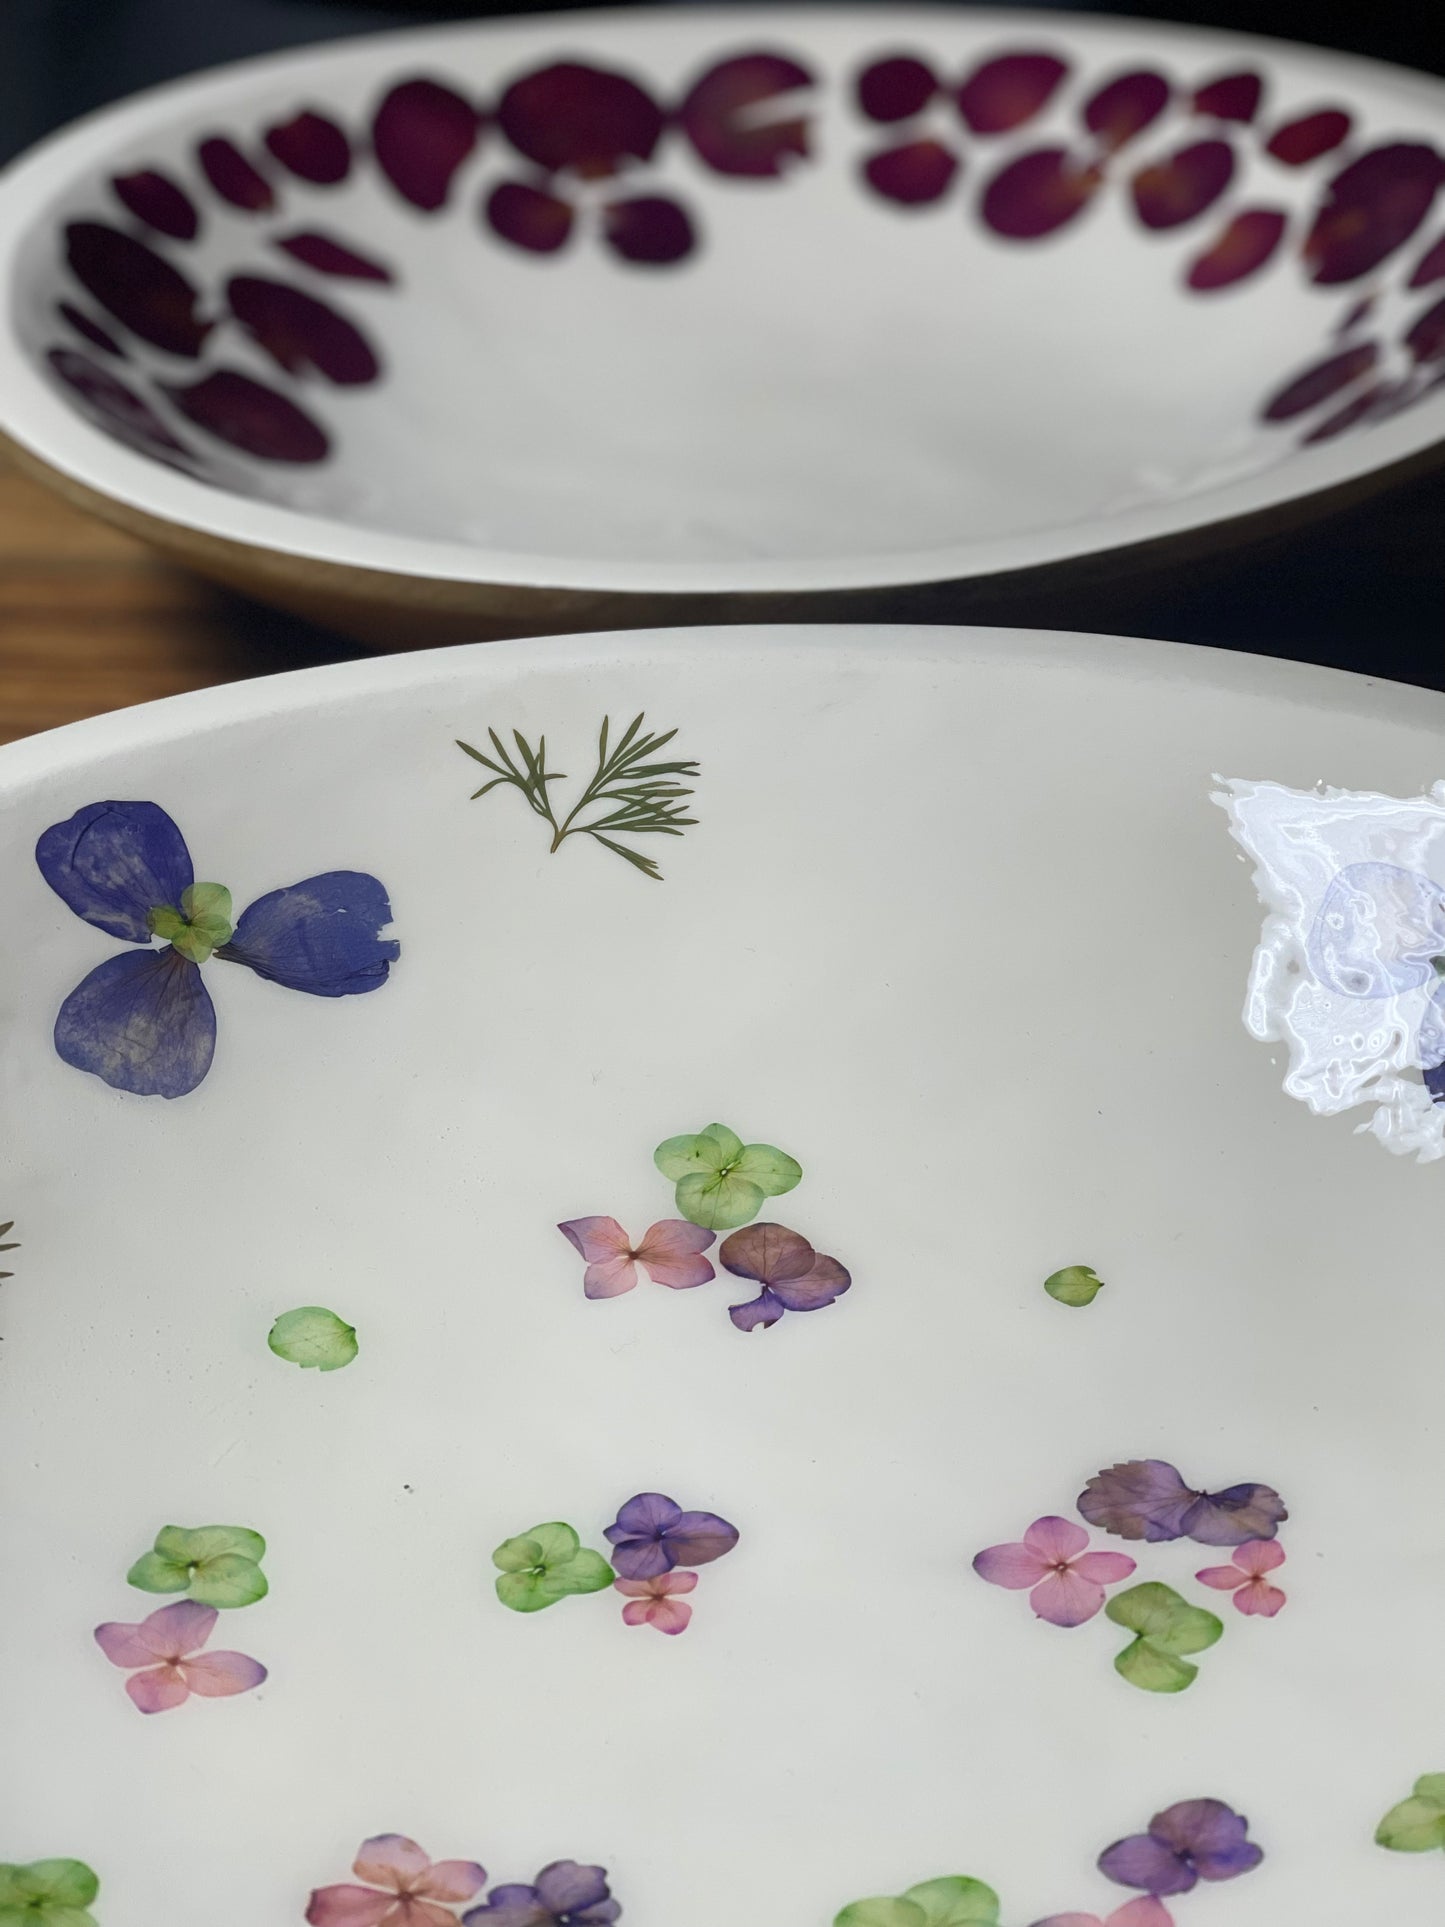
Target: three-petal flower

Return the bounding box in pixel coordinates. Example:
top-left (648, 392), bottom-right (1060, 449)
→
top-left (36, 800), bottom-right (398, 1096)
top-left (603, 1492), bottom-right (738, 1580)
top-left (556, 1217), bottom-right (715, 1298)
top-left (462, 1860), bottom-right (620, 1924)
top-left (93, 1599), bottom-right (266, 1713)
top-left (973, 1517), bottom-right (1136, 1627)
top-left (1195, 1539), bottom-right (1287, 1616)
top-left (307, 1835), bottom-right (487, 1926)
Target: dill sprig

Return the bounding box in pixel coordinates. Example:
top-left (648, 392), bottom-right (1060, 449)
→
top-left (457, 713), bottom-right (699, 881)
top-left (0, 1220), bottom-right (17, 1281)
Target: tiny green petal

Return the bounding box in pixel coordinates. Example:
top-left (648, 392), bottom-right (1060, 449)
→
top-left (1044, 1265), bottom-right (1104, 1307)
top-left (901, 1877), bottom-right (1000, 1926)
top-left (732, 1142), bottom-right (803, 1197)
top-left (675, 1168), bottom-right (766, 1231)
top-left (1377, 1795), bottom-right (1445, 1852)
top-left (268, 1306), bottom-right (359, 1372)
top-left (146, 904), bottom-right (187, 943)
top-left (126, 1550), bottom-right (191, 1594)
top-left (186, 1552), bottom-right (268, 1610)
top-left (834, 1901), bottom-right (928, 1927)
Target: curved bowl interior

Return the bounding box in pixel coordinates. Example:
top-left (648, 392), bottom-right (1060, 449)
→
top-left (2, 6), bottom-right (1445, 595)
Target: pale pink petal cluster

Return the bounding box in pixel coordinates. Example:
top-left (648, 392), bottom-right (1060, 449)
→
top-left (558, 1216), bottom-right (716, 1298)
top-left (93, 1599), bottom-right (266, 1713)
top-left (307, 1835), bottom-right (487, 1926)
top-left (1196, 1539), bottom-right (1287, 1617)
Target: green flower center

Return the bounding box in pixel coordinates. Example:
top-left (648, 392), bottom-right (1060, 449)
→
top-left (148, 882), bottom-right (233, 964)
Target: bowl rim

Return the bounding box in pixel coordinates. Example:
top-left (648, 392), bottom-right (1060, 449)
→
top-left (2, 2), bottom-right (1444, 598)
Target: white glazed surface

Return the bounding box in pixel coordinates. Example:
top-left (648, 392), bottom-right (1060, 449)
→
top-left (2, 625), bottom-right (1444, 1925)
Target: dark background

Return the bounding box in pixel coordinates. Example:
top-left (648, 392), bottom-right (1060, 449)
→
top-left (2, 0), bottom-right (1443, 685)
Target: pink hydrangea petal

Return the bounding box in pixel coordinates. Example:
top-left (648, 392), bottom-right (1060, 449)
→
top-left (558, 1216), bottom-right (631, 1263)
top-left (621, 1598), bottom-right (652, 1625)
top-left (1195, 1564), bottom-right (1247, 1590)
top-left (584, 1255), bottom-right (639, 1299)
top-left (644, 1595), bottom-right (693, 1634)
top-left (1072, 1550), bottom-right (1137, 1586)
top-left (634, 1220), bottom-right (717, 1290)
top-left (1024, 1515), bottom-right (1091, 1562)
top-left (614, 1578), bottom-right (657, 1599)
top-left (181, 1649), bottom-right (267, 1697)
top-left (659, 1569), bottom-right (699, 1594)
top-left (1235, 1580), bottom-right (1286, 1617)
top-left (418, 1862), bottom-right (488, 1902)
top-left (1029, 1565), bottom-right (1106, 1627)
top-left (973, 1541), bottom-right (1049, 1588)
top-left (1236, 1538), bottom-right (1286, 1575)
top-left (354, 1837), bottom-right (433, 1889)
top-left (94, 1620), bottom-right (160, 1668)
top-left (137, 1599), bottom-right (219, 1659)
top-left (305, 1888), bottom-right (398, 1927)
top-left (125, 1664), bottom-right (191, 1713)
top-left (1112, 1899), bottom-right (1175, 1926)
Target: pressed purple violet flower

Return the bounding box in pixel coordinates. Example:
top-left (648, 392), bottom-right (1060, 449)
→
top-left (603, 1492), bottom-right (738, 1581)
top-left (36, 801), bottom-right (398, 1097)
top-left (718, 1221), bottom-right (850, 1332)
top-left (1078, 1461), bottom-right (1287, 1547)
top-left (462, 1861), bottom-right (620, 1924)
top-left (1099, 1799), bottom-right (1263, 1896)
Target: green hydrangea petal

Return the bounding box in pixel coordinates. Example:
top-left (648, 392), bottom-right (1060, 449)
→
top-left (25, 1863), bottom-right (99, 1907)
top-left (155, 1524), bottom-right (265, 1566)
top-left (1044, 1265), bottom-right (1104, 1307)
top-left (1105, 1582), bottom-right (1222, 1655)
top-left (1115, 1635), bottom-right (1199, 1693)
top-left (1414, 1774), bottom-right (1445, 1804)
top-left (675, 1169), bottom-right (765, 1231)
top-left (902, 1877), bottom-right (999, 1925)
top-left (654, 1131), bottom-right (726, 1180)
top-left (268, 1306), bottom-right (359, 1371)
top-left (187, 1553), bottom-right (268, 1609)
top-left (733, 1143), bottom-right (802, 1197)
top-left (493, 1534), bottom-right (545, 1574)
top-left (497, 1569), bottom-right (562, 1613)
top-left (1377, 1796), bottom-right (1445, 1852)
top-left (834, 1900), bottom-right (928, 1927)
top-left (545, 1548), bottom-right (615, 1596)
top-left (126, 1550), bottom-right (191, 1594)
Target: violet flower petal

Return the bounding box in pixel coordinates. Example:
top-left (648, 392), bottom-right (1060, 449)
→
top-left (37, 799), bottom-right (193, 940)
top-left (533, 1862), bottom-right (612, 1913)
top-left (608, 1492), bottom-right (681, 1538)
top-left (1077, 1461), bottom-right (1197, 1541)
top-left (55, 948), bottom-right (217, 1097)
top-left (461, 1885), bottom-right (551, 1925)
top-left (1098, 1832), bottom-right (1196, 1896)
top-left (729, 1285), bottom-right (787, 1331)
top-left (1179, 1484), bottom-right (1287, 1547)
top-left (768, 1251), bottom-right (850, 1310)
top-left (663, 1510), bottom-right (739, 1567)
top-left (1149, 1799), bottom-right (1262, 1881)
top-left (220, 871), bottom-right (398, 995)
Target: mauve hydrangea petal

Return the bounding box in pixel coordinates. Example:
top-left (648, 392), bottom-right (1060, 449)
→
top-left (664, 1510), bottom-right (739, 1567)
top-left (1235, 1579), bottom-right (1285, 1616)
top-left (353, 1836), bottom-right (433, 1887)
top-left (1078, 1461), bottom-right (1196, 1541)
top-left (163, 368), bottom-right (330, 463)
top-left (499, 62), bottom-right (663, 178)
top-left (111, 168), bottom-right (200, 240)
top-left (220, 871), bottom-right (398, 995)
top-left (608, 1543), bottom-right (674, 1582)
top-left (306, 1887), bottom-right (401, 1927)
top-left (423, 1862), bottom-right (489, 1902)
top-left (610, 1492), bottom-right (681, 1538)
top-left (767, 1251), bottom-right (850, 1311)
top-left (37, 799), bottom-right (193, 940)
top-left (197, 136), bottom-right (275, 211)
top-left (226, 276), bottom-right (380, 386)
top-left (182, 1649), bottom-right (267, 1697)
top-left (136, 1599), bottom-right (219, 1658)
top-left (679, 54), bottom-right (814, 177)
top-left (974, 1540), bottom-right (1049, 1588)
top-left (1195, 1562), bottom-right (1245, 1591)
top-left (55, 948), bottom-right (217, 1098)
top-left (632, 1219), bottom-right (716, 1289)
top-left (273, 231), bottom-right (395, 281)
top-left (1025, 1515), bottom-right (1090, 1561)
top-left (718, 1221), bottom-right (815, 1285)
top-left (125, 1665), bottom-right (191, 1714)
top-left (1179, 1482), bottom-right (1286, 1546)
top-left (1073, 1550), bottom-right (1136, 1585)
top-left (534, 1862), bottom-right (612, 1913)
top-left (729, 1286), bottom-right (786, 1332)
top-left (1098, 1832), bottom-right (1196, 1897)
top-left (461, 1885), bottom-right (551, 1925)
top-left (1150, 1799), bottom-right (1261, 1879)
top-left (958, 52), bottom-right (1069, 135)
top-left (265, 110), bottom-right (352, 185)
top-left (65, 221), bottom-right (211, 356)
top-left (1030, 1565), bottom-right (1106, 1627)
top-left (1237, 1538), bottom-right (1286, 1575)
top-left (94, 1621), bottom-right (163, 1667)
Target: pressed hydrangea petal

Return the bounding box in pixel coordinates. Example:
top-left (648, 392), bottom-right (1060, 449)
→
top-left (583, 1255), bottom-right (638, 1298)
top-left (1072, 1551), bottom-right (1137, 1585)
top-left (534, 1861), bottom-right (613, 1913)
top-left (1234, 1580), bottom-right (1286, 1616)
top-left (125, 1664), bottom-right (191, 1713)
top-left (135, 1598), bottom-right (218, 1659)
top-left (1030, 1565), bottom-right (1106, 1627)
top-left (665, 1510), bottom-right (739, 1567)
top-left (353, 1836), bottom-right (432, 1888)
top-left (718, 1221), bottom-right (816, 1284)
top-left (610, 1492), bottom-right (681, 1537)
top-left (633, 1219), bottom-right (717, 1289)
top-left (1024, 1515), bottom-right (1090, 1562)
top-left (973, 1541), bottom-right (1049, 1588)
top-left (1150, 1799), bottom-right (1261, 1880)
top-left (36, 799), bottom-right (193, 940)
top-left (608, 1538), bottom-right (674, 1581)
top-left (768, 1251), bottom-right (850, 1311)
top-left (305, 1887), bottom-right (399, 1927)
top-left (1179, 1482), bottom-right (1287, 1546)
top-left (460, 1885), bottom-right (552, 1925)
top-left (1098, 1832), bottom-right (1194, 1896)
top-left (646, 1595), bottom-right (692, 1632)
top-left (1236, 1538), bottom-right (1286, 1575)
top-left (221, 872), bottom-right (398, 995)
top-left (181, 1649), bottom-right (267, 1696)
top-left (1195, 1564), bottom-right (1247, 1591)
top-left (729, 1285), bottom-right (786, 1331)
top-left (94, 1620), bottom-right (162, 1667)
top-left (557, 1217), bottom-right (639, 1296)
top-left (54, 949), bottom-right (216, 1098)
top-left (1078, 1461), bottom-right (1197, 1541)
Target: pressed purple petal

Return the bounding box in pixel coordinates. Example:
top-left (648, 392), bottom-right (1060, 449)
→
top-left (1304, 144), bottom-right (1445, 285)
top-left (533, 1862), bottom-right (612, 1913)
top-left (864, 141), bottom-right (960, 206)
top-left (373, 78), bottom-right (481, 211)
top-left (679, 54), bottom-right (814, 177)
top-left (486, 180), bottom-right (576, 254)
top-left (273, 231), bottom-right (395, 282)
top-left (197, 136), bottom-right (275, 211)
top-left (461, 1887), bottom-right (549, 1926)
top-left (608, 1537), bottom-right (673, 1582)
top-left (717, 1222), bottom-right (816, 1286)
top-left (1077, 1461), bottom-right (1196, 1541)
top-left (163, 369), bottom-right (329, 463)
top-left (1179, 1483), bottom-right (1287, 1546)
top-left (729, 1286), bottom-right (786, 1331)
top-left (609, 1492), bottom-right (681, 1539)
top-left (65, 221), bottom-right (211, 356)
top-left (37, 799), bottom-right (193, 940)
top-left (498, 62), bottom-right (663, 178)
top-left (55, 948), bottom-right (217, 1098)
top-left (958, 52), bottom-right (1069, 135)
top-left (1150, 1799), bottom-right (1261, 1879)
top-left (1098, 1833), bottom-right (1195, 1897)
top-left (111, 168), bottom-right (200, 240)
top-left (767, 1251), bottom-right (850, 1311)
top-left (265, 110), bottom-right (352, 185)
top-left (663, 1510), bottom-right (739, 1567)
top-left (226, 276), bottom-right (380, 385)
top-left (1193, 71), bottom-right (1264, 122)
top-left (603, 196), bottom-right (697, 266)
top-left (219, 871), bottom-right (398, 996)
top-left (857, 55), bottom-right (938, 124)
top-left (57, 303), bottom-right (126, 356)
top-left (574, 1898), bottom-right (621, 1922)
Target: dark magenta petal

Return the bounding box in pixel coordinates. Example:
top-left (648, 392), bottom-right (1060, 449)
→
top-left (1098, 1832), bottom-right (1196, 1897)
top-left (864, 140), bottom-right (960, 206)
top-left (37, 800), bottom-right (193, 940)
top-left (1411, 232), bottom-right (1445, 286)
top-left (163, 369), bottom-right (329, 461)
top-left (65, 221), bottom-right (211, 356)
top-left (1407, 293), bottom-right (1445, 362)
top-left (1180, 1483), bottom-right (1287, 1546)
top-left (219, 871), bottom-right (397, 994)
top-left (265, 109), bottom-right (351, 185)
top-left (1303, 387), bottom-right (1380, 442)
top-left (958, 51), bottom-right (1069, 135)
top-left (1077, 1460), bottom-right (1196, 1541)
top-left (1261, 343), bottom-right (1378, 420)
top-left (1084, 70), bottom-right (1171, 150)
top-left (1304, 144), bottom-right (1445, 284)
top-left (664, 1510), bottom-right (739, 1567)
top-left (1150, 1799), bottom-right (1261, 1880)
top-left (57, 303), bottom-right (126, 357)
top-left (1132, 139), bottom-right (1235, 229)
top-left (499, 62), bottom-right (663, 178)
top-left (46, 350), bottom-right (186, 455)
top-left (111, 168), bottom-right (199, 240)
top-left (603, 195), bottom-right (696, 265)
top-left (729, 1286), bottom-right (786, 1332)
top-left (1193, 71), bottom-right (1263, 122)
top-left (373, 77), bottom-right (481, 210)
top-left (1336, 294), bottom-right (1376, 335)
top-left (486, 180), bottom-right (576, 253)
top-left (226, 275), bottom-right (380, 385)
top-left (272, 231), bottom-right (394, 282)
top-left (608, 1492), bottom-right (681, 1540)
top-left (768, 1252), bottom-right (851, 1312)
top-left (679, 54), bottom-right (814, 177)
top-left (533, 1862), bottom-right (613, 1914)
top-left (1186, 207), bottom-right (1287, 289)
top-left (55, 948), bottom-right (216, 1098)
top-left (1266, 108), bottom-right (1351, 166)
top-left (856, 55), bottom-right (937, 123)
top-left (981, 147), bottom-right (1099, 238)
top-left (197, 135), bottom-right (274, 211)
top-left (718, 1221), bottom-right (816, 1286)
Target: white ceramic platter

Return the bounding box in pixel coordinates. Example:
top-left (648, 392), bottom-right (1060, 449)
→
top-left (4, 625), bottom-right (1445, 1927)
top-left (0, 9), bottom-right (1444, 600)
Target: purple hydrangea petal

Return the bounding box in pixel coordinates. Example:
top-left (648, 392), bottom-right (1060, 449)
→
top-left (1149, 1799), bottom-right (1262, 1881)
top-left (729, 1285), bottom-right (787, 1332)
top-left (534, 1863), bottom-right (612, 1914)
top-left (1078, 1461), bottom-right (1198, 1541)
top-left (663, 1511), bottom-right (739, 1568)
top-left (220, 871), bottom-right (398, 996)
top-left (462, 1887), bottom-right (551, 1926)
top-left (37, 800), bottom-right (193, 941)
top-left (767, 1252), bottom-right (850, 1311)
top-left (54, 948), bottom-right (217, 1097)
top-left (1098, 1831), bottom-right (1196, 1897)
top-left (609, 1493), bottom-right (681, 1539)
top-left (608, 1537), bottom-right (675, 1582)
top-left (1179, 1483), bottom-right (1287, 1547)
top-left (573, 1904), bottom-right (621, 1925)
